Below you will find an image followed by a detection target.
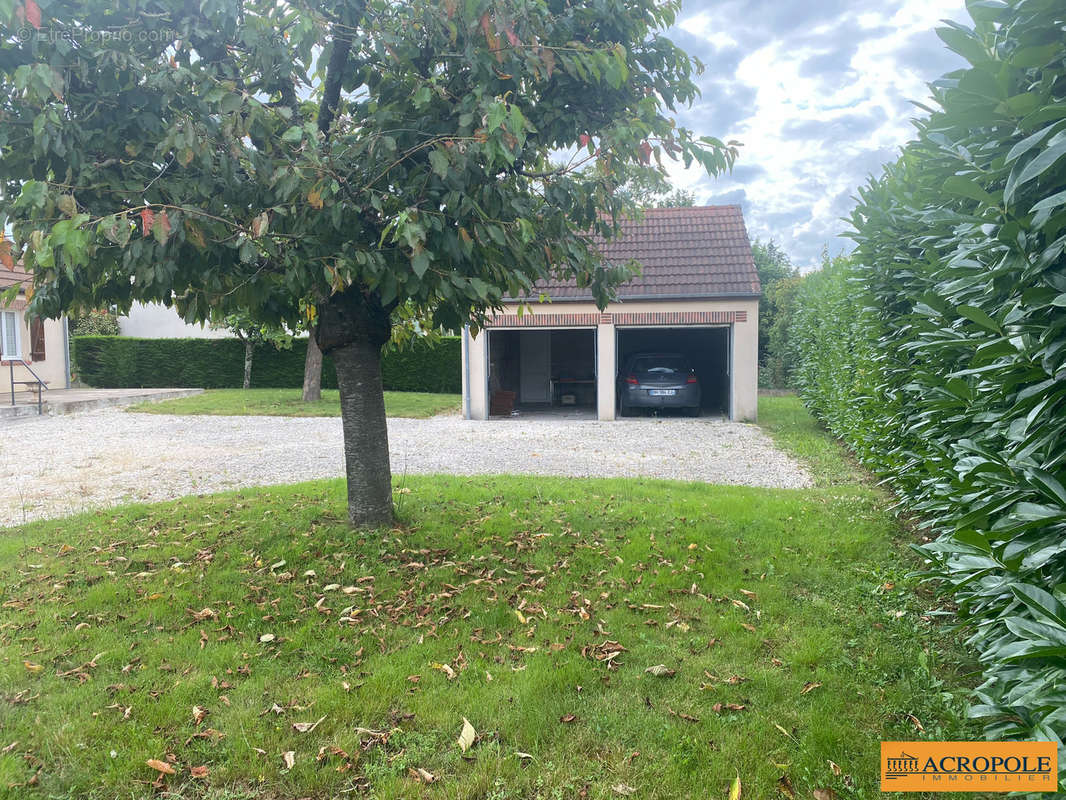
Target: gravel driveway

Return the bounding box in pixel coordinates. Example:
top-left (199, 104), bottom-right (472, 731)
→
top-left (2, 410), bottom-right (810, 525)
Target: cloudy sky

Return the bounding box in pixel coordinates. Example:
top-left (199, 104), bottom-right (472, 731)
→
top-left (661, 0), bottom-right (970, 269)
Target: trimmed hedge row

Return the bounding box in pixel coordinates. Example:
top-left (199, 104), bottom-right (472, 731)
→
top-left (790, 0), bottom-right (1066, 776)
top-left (72, 335), bottom-right (461, 393)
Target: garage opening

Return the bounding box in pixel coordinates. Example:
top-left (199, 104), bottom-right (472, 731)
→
top-left (616, 327), bottom-right (730, 416)
top-left (487, 329), bottom-right (597, 416)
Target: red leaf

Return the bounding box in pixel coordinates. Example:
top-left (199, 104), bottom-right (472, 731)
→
top-left (0, 241), bottom-right (13, 269)
top-left (24, 0), bottom-right (41, 30)
top-left (505, 26), bottom-right (519, 47)
top-left (638, 141), bottom-right (652, 164)
top-left (158, 210), bottom-right (171, 238)
top-left (140, 208), bottom-right (154, 236)
top-left (579, 134), bottom-right (591, 147)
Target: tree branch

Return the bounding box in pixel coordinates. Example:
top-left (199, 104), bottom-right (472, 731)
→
top-left (318, 2), bottom-right (366, 139)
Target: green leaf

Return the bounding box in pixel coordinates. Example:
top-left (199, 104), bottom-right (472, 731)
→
top-left (1030, 189), bottom-right (1066, 215)
top-left (486, 102), bottom-right (507, 133)
top-left (411, 251), bottom-right (430, 279)
top-left (935, 24), bottom-right (987, 65)
top-left (281, 126), bottom-right (304, 143)
top-left (942, 175), bottom-right (997, 206)
top-left (220, 93), bottom-right (243, 114)
top-left (428, 149), bottom-right (450, 180)
top-left (956, 304), bottom-right (1000, 332)
top-left (1011, 43), bottom-right (1061, 68)
top-left (1008, 137), bottom-right (1066, 201)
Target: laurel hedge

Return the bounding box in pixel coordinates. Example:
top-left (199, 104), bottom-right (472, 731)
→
top-left (72, 335), bottom-right (461, 393)
top-left (791, 0), bottom-right (1066, 774)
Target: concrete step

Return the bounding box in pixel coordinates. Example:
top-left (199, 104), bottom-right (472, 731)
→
top-left (0, 388), bottom-right (203, 421)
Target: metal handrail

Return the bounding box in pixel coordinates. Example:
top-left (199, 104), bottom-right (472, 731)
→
top-left (8, 358), bottom-right (48, 414)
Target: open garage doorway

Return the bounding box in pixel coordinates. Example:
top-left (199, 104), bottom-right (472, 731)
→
top-left (616, 326), bottom-right (730, 417)
top-left (487, 329), bottom-right (597, 416)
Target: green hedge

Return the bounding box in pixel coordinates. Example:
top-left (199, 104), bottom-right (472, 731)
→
top-left (72, 335), bottom-right (461, 393)
top-left (790, 0), bottom-right (1066, 778)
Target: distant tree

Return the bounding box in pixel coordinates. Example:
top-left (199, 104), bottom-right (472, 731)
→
top-left (751, 239), bottom-right (798, 386)
top-left (213, 311), bottom-right (293, 390)
top-left (69, 308), bottom-right (120, 336)
top-left (763, 274), bottom-right (802, 388)
top-left (614, 169), bottom-right (696, 208)
top-left (302, 333), bottom-right (323, 403)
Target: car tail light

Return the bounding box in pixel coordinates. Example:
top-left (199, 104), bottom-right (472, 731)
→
top-left (625, 375), bottom-right (638, 385)
top-left (686, 375), bottom-right (698, 384)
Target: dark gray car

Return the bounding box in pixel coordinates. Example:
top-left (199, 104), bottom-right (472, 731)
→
top-left (617, 353), bottom-right (701, 416)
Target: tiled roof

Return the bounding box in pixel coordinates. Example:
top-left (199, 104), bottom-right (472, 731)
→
top-left (0, 262), bottom-right (30, 293)
top-left (524, 205), bottom-right (760, 301)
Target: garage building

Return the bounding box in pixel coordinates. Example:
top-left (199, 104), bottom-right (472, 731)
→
top-left (462, 205), bottom-right (761, 421)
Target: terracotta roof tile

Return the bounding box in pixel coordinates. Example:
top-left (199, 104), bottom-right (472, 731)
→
top-left (525, 205), bottom-right (760, 301)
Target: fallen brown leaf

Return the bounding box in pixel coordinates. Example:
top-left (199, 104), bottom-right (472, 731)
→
top-left (712, 703), bottom-right (746, 713)
top-left (800, 681), bottom-right (822, 695)
top-left (775, 774), bottom-right (795, 798)
top-left (645, 664), bottom-right (676, 677)
top-left (281, 751), bottom-right (295, 770)
top-left (668, 706), bottom-right (699, 722)
top-left (409, 766), bottom-right (437, 783)
top-left (146, 759), bottom-right (176, 776)
top-left (457, 717), bottom-right (476, 752)
top-left (292, 715), bottom-right (326, 734)
top-left (813, 790), bottom-right (837, 800)
top-left (189, 765), bottom-right (209, 779)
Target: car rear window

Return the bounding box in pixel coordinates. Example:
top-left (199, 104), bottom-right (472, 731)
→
top-left (632, 356), bottom-right (690, 374)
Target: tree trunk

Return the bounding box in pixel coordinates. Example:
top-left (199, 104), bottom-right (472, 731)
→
top-left (316, 284), bottom-right (394, 527)
top-left (242, 338), bottom-right (253, 390)
top-left (302, 332), bottom-right (323, 403)
top-left (331, 338), bottom-right (393, 526)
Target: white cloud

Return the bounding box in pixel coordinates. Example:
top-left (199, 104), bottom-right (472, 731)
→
top-left (662, 0), bottom-right (970, 268)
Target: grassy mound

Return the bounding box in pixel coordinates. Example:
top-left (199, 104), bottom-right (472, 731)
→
top-left (0, 467), bottom-right (974, 798)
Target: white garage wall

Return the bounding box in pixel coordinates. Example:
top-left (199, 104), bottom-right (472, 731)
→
top-left (117, 302), bottom-right (230, 339)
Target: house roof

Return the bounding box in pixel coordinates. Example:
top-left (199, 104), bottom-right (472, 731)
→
top-left (522, 205), bottom-right (761, 302)
top-left (0, 262), bottom-right (30, 293)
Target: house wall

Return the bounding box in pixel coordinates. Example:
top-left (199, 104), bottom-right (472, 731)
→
top-left (1, 297), bottom-right (69, 395)
top-left (118, 302), bottom-right (229, 339)
top-left (464, 297), bottom-right (759, 422)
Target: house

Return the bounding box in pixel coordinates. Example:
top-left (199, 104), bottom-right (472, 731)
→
top-left (1, 262), bottom-right (70, 398)
top-left (461, 205), bottom-right (760, 421)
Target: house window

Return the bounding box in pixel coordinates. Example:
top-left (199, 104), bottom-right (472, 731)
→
top-left (29, 317), bottom-right (45, 361)
top-left (1, 310), bottom-right (20, 360)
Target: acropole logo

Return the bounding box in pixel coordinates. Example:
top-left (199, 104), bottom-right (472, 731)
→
top-left (881, 741), bottom-right (1057, 792)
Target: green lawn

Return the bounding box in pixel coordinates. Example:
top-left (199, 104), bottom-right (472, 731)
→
top-left (757, 394), bottom-right (861, 488)
top-left (0, 397), bottom-right (977, 799)
top-left (128, 389), bottom-right (461, 419)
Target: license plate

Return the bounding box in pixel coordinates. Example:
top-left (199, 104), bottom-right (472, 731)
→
top-left (648, 389), bottom-right (676, 396)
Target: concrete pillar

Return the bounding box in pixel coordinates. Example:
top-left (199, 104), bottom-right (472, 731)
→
top-left (731, 307), bottom-right (759, 422)
top-left (465, 327), bottom-right (489, 420)
top-left (596, 319), bottom-right (615, 420)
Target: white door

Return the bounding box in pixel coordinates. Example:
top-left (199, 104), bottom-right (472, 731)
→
top-left (519, 331), bottom-right (551, 403)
